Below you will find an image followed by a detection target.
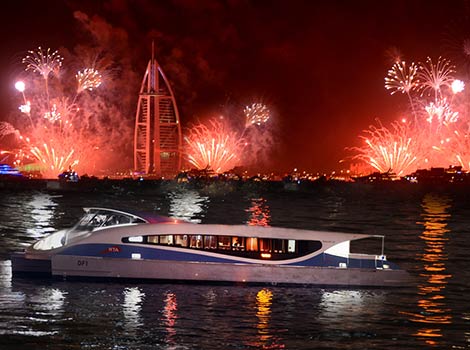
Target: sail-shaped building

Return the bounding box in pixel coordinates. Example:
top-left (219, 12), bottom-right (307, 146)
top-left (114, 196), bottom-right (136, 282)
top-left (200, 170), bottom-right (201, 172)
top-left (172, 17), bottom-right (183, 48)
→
top-left (134, 44), bottom-right (182, 178)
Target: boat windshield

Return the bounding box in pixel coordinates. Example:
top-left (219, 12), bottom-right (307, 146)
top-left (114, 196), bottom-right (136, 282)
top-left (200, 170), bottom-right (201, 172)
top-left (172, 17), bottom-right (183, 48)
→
top-left (65, 209), bottom-right (146, 244)
top-left (32, 209), bottom-right (147, 251)
top-left (72, 210), bottom-right (145, 232)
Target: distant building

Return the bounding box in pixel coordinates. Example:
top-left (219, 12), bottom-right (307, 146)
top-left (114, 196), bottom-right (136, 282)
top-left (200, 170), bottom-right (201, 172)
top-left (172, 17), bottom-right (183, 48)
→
top-left (134, 43), bottom-right (182, 178)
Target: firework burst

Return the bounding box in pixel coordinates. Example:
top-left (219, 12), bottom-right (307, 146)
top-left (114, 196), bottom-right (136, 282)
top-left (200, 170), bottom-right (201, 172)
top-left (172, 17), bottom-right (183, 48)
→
top-left (29, 143), bottom-right (78, 178)
top-left (353, 120), bottom-right (424, 176)
top-left (22, 47), bottom-right (63, 80)
top-left (76, 68), bottom-right (102, 93)
top-left (184, 118), bottom-right (246, 173)
top-left (352, 53), bottom-right (470, 175)
top-left (424, 98), bottom-right (459, 124)
top-left (417, 57), bottom-right (456, 99)
top-left (7, 46), bottom-right (109, 178)
top-left (244, 103), bottom-right (270, 127)
top-left (384, 61), bottom-right (419, 95)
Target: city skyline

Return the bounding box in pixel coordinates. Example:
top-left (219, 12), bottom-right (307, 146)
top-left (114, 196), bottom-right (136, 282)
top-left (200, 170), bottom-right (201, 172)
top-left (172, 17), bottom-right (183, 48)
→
top-left (1, 0), bottom-right (469, 174)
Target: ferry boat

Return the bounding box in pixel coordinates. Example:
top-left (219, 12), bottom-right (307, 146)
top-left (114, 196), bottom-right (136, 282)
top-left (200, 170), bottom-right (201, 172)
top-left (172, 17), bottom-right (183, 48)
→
top-left (11, 207), bottom-right (413, 287)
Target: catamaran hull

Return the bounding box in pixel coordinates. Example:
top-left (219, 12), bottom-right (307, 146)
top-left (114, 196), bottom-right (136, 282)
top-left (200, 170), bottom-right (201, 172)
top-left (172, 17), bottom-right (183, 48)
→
top-left (43, 254), bottom-right (413, 287)
top-left (11, 252), bottom-right (51, 276)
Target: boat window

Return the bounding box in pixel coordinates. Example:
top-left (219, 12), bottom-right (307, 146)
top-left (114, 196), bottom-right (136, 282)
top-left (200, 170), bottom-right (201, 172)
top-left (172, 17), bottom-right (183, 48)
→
top-left (204, 235), bottom-right (217, 249)
top-left (297, 240), bottom-right (323, 254)
top-left (246, 237), bottom-right (258, 251)
top-left (175, 235), bottom-right (188, 247)
top-left (288, 240), bottom-right (296, 253)
top-left (147, 235), bottom-right (159, 244)
top-left (73, 210), bottom-right (144, 232)
top-left (190, 235), bottom-right (202, 249)
top-left (273, 239), bottom-right (286, 253)
top-left (75, 213), bottom-right (95, 228)
top-left (103, 214), bottom-right (133, 226)
top-left (259, 238), bottom-right (272, 252)
top-left (232, 237), bottom-right (245, 251)
top-left (160, 235), bottom-right (173, 245)
top-left (121, 234), bottom-right (323, 261)
top-left (91, 214), bottom-right (108, 227)
top-left (218, 236), bottom-right (231, 250)
top-left (73, 212), bottom-right (107, 231)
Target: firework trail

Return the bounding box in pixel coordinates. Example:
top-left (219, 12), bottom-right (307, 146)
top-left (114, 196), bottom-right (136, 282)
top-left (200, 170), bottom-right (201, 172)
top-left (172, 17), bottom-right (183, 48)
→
top-left (29, 143), bottom-right (77, 179)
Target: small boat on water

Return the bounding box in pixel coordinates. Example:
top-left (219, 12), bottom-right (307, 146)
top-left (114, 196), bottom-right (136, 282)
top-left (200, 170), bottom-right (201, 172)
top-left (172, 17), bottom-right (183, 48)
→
top-left (11, 207), bottom-right (413, 287)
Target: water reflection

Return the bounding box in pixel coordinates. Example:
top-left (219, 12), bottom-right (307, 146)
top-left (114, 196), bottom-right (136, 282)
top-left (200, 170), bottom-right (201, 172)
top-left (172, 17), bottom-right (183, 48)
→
top-left (319, 290), bottom-right (370, 320)
top-left (26, 192), bottom-right (59, 238)
top-left (123, 287), bottom-right (144, 333)
top-left (246, 288), bottom-right (285, 349)
top-left (36, 287), bottom-right (65, 311)
top-left (412, 193), bottom-right (452, 345)
top-left (0, 280), bottom-right (66, 336)
top-left (168, 189), bottom-right (209, 223)
top-left (246, 197), bottom-right (271, 226)
top-left (256, 288), bottom-right (273, 341)
top-left (162, 292), bottom-right (178, 347)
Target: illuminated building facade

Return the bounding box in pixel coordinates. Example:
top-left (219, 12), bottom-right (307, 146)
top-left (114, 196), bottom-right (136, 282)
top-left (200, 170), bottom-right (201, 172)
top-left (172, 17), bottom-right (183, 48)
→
top-left (134, 43), bottom-right (182, 177)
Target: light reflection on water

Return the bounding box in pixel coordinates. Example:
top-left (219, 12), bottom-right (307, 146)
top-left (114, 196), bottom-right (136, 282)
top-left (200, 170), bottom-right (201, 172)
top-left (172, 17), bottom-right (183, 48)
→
top-left (26, 192), bottom-right (59, 238)
top-left (0, 260), bottom-right (67, 337)
top-left (122, 287), bottom-right (144, 334)
top-left (411, 193), bottom-right (452, 346)
top-left (167, 189), bottom-right (209, 223)
top-left (246, 197), bottom-right (271, 226)
top-left (257, 288), bottom-right (287, 349)
top-left (162, 292), bottom-right (178, 347)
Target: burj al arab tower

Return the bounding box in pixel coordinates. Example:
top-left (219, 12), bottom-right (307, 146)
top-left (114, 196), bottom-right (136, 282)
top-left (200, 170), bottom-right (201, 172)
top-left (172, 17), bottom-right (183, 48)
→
top-left (134, 44), bottom-right (182, 178)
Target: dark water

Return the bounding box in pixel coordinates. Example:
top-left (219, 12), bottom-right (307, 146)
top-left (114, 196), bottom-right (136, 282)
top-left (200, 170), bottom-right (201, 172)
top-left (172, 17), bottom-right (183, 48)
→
top-left (1, 181), bottom-right (470, 349)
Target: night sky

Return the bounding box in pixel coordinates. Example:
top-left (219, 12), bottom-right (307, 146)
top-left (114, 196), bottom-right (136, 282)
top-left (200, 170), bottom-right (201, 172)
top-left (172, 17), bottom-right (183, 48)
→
top-left (0, 0), bottom-right (469, 173)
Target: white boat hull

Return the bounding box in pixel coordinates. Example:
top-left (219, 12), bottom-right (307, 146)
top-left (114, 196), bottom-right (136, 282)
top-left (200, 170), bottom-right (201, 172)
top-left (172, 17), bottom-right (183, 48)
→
top-left (50, 255), bottom-right (413, 287)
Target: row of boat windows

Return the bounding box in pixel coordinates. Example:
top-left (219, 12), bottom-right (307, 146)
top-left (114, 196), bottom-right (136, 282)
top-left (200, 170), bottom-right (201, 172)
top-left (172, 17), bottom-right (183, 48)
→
top-left (122, 234), bottom-right (323, 257)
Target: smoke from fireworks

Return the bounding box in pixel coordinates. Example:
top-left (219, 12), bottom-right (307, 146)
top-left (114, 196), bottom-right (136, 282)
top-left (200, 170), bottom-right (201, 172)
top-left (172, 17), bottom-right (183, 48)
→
top-left (0, 122), bottom-right (19, 139)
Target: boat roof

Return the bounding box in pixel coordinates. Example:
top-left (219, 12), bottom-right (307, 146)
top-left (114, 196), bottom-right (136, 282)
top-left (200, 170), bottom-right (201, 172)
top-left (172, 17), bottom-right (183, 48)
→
top-left (83, 208), bottom-right (382, 242)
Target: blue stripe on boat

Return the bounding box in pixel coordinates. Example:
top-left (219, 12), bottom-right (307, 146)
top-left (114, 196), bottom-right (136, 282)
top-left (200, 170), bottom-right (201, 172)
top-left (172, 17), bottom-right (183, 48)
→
top-left (59, 244), bottom-right (399, 269)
